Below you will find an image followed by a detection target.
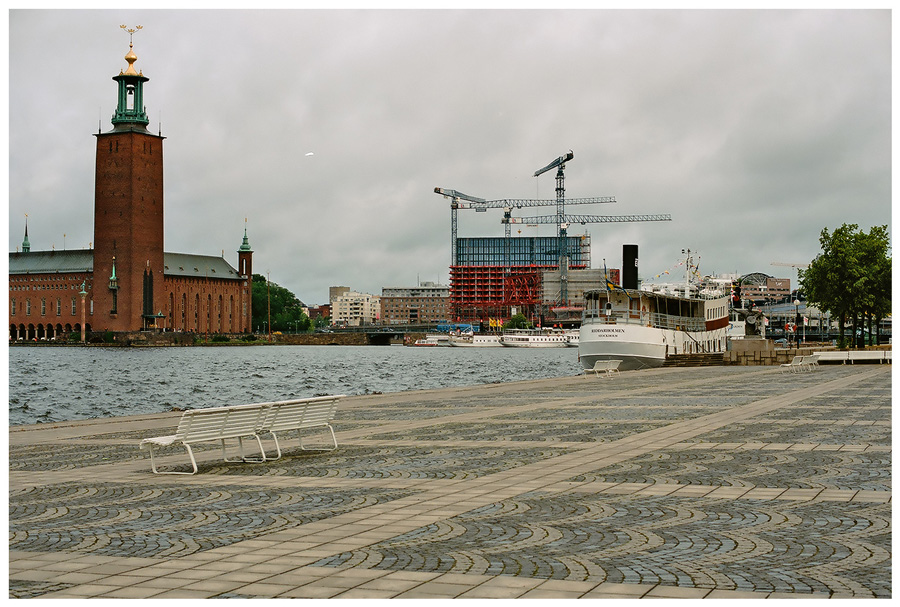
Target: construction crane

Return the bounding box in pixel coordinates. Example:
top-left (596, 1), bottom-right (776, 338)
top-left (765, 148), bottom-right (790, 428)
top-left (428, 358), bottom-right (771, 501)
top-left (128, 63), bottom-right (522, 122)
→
top-left (771, 262), bottom-right (810, 296)
top-left (505, 213), bottom-right (673, 226)
top-left (433, 186), bottom-right (615, 266)
top-left (533, 151), bottom-right (575, 299)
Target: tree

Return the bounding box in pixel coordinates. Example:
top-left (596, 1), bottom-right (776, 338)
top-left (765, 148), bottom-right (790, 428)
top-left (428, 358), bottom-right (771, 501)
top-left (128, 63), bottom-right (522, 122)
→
top-left (503, 313), bottom-right (532, 330)
top-left (799, 224), bottom-right (891, 348)
top-left (251, 274), bottom-right (312, 334)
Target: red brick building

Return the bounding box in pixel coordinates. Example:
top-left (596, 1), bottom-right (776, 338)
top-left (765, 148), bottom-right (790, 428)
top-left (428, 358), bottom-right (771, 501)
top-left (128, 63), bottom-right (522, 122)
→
top-left (9, 38), bottom-right (252, 340)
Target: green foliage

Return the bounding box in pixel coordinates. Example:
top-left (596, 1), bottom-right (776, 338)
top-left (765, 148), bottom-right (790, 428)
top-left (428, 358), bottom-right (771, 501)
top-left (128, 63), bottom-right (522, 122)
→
top-left (503, 313), bottom-right (532, 330)
top-left (799, 224), bottom-right (891, 347)
top-left (211, 334), bottom-right (230, 343)
top-left (251, 274), bottom-right (312, 333)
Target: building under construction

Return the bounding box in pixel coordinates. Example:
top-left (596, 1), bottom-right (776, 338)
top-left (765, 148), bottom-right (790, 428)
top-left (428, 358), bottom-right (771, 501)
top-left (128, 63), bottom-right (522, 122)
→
top-left (449, 235), bottom-right (590, 323)
top-left (437, 151), bottom-right (671, 325)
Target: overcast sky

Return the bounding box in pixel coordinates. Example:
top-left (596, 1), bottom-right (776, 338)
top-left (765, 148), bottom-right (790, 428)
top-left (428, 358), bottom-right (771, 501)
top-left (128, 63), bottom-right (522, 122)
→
top-left (7, 8), bottom-right (892, 305)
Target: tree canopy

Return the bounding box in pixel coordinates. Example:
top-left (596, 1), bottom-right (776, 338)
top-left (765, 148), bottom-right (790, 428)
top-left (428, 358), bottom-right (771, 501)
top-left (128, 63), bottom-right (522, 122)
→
top-left (799, 224), bottom-right (891, 347)
top-left (251, 274), bottom-right (312, 333)
top-left (503, 313), bottom-right (533, 330)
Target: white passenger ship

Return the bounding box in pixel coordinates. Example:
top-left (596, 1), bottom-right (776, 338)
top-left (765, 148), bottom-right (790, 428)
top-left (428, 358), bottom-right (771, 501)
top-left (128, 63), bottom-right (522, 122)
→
top-left (448, 333), bottom-right (502, 347)
top-left (578, 251), bottom-right (730, 370)
top-left (500, 328), bottom-right (572, 348)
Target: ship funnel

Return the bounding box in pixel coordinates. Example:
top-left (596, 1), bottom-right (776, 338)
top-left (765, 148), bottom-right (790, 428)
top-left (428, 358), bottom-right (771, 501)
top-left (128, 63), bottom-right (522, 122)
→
top-left (623, 244), bottom-right (638, 290)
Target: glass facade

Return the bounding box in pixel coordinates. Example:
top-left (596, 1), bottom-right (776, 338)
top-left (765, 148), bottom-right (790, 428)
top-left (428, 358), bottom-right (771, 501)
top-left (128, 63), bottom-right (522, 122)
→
top-left (456, 236), bottom-right (587, 267)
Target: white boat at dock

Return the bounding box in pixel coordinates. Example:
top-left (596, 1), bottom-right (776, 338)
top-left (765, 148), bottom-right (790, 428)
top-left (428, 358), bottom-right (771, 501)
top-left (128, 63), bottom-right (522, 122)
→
top-left (578, 249), bottom-right (730, 371)
top-left (500, 328), bottom-right (572, 348)
top-left (448, 333), bottom-right (502, 347)
top-left (409, 334), bottom-right (450, 347)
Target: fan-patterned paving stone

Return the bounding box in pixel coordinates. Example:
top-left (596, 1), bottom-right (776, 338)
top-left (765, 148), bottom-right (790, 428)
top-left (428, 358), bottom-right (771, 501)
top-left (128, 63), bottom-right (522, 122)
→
top-left (312, 492), bottom-right (890, 597)
top-left (9, 442), bottom-right (146, 471)
top-left (496, 404), bottom-right (731, 423)
top-left (567, 448), bottom-right (891, 491)
top-left (758, 387), bottom-right (891, 423)
top-left (210, 444), bottom-right (572, 479)
top-left (9, 482), bottom-right (416, 559)
top-left (361, 420), bottom-right (668, 443)
top-left (337, 396), bottom-right (529, 421)
top-left (8, 579), bottom-right (76, 599)
top-left (691, 421), bottom-right (891, 446)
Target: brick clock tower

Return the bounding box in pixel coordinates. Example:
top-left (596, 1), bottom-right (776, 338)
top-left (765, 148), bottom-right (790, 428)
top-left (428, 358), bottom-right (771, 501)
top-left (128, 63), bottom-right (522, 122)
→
top-left (93, 30), bottom-right (165, 332)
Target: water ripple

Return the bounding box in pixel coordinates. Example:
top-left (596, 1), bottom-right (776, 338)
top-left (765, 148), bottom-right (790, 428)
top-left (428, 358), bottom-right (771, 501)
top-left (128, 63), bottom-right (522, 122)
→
top-left (8, 345), bottom-right (582, 426)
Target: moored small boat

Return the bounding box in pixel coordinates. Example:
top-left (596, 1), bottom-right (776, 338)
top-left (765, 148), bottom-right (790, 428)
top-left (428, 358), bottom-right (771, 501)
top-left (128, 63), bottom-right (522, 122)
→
top-left (500, 328), bottom-right (570, 348)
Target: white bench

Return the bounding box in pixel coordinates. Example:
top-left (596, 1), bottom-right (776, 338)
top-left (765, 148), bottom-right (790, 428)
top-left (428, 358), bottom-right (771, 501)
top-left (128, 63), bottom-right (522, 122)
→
top-left (139, 403), bottom-right (270, 475)
top-left (586, 359), bottom-right (621, 378)
top-left (813, 351), bottom-right (849, 364)
top-left (140, 395), bottom-right (344, 474)
top-left (813, 350), bottom-right (892, 364)
top-left (259, 395), bottom-right (343, 460)
top-left (849, 350), bottom-right (890, 364)
top-left (780, 355), bottom-right (805, 374)
top-left (800, 354), bottom-right (820, 371)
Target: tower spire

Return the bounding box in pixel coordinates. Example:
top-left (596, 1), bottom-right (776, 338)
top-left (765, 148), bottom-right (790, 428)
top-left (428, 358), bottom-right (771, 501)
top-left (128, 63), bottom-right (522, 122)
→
top-left (239, 218), bottom-right (253, 252)
top-left (22, 214), bottom-right (30, 253)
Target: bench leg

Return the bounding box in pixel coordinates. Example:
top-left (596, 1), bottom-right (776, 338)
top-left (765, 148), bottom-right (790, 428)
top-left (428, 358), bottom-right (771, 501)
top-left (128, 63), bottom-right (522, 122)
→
top-left (299, 425), bottom-right (338, 451)
top-left (262, 432), bottom-right (283, 461)
top-left (221, 436), bottom-right (267, 463)
top-left (146, 443), bottom-right (198, 475)
top-left (241, 435), bottom-right (268, 463)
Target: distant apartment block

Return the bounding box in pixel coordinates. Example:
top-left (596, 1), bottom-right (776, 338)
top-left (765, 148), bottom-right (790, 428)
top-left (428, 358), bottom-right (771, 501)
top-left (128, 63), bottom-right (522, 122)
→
top-left (381, 282), bottom-right (450, 325)
top-left (742, 277), bottom-right (791, 304)
top-left (331, 291), bottom-right (380, 326)
top-left (329, 286), bottom-right (350, 303)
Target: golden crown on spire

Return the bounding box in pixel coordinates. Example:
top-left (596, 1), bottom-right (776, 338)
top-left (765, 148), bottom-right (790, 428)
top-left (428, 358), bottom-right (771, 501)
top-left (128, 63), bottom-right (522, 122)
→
top-left (119, 24), bottom-right (143, 76)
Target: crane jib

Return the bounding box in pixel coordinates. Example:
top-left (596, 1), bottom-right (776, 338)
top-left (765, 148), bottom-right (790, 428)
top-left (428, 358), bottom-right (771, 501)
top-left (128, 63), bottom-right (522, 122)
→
top-left (533, 150), bottom-right (574, 177)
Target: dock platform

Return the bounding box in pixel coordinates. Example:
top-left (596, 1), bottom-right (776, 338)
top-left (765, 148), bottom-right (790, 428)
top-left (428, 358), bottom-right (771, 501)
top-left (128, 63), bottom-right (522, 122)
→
top-left (9, 365), bottom-right (891, 598)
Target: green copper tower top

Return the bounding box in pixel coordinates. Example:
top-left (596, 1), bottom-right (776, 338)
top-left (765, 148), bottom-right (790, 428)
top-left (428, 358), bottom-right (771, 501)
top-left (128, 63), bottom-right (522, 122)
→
top-left (239, 221), bottom-right (252, 252)
top-left (111, 25), bottom-right (150, 129)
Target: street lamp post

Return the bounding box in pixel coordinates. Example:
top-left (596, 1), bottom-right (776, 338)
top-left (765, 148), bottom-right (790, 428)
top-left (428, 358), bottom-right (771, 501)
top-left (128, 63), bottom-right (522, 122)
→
top-left (794, 298), bottom-right (802, 347)
top-left (79, 281), bottom-right (88, 343)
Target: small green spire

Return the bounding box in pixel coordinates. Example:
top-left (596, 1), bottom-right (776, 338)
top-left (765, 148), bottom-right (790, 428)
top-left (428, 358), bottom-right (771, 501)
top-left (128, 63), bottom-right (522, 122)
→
top-left (22, 216), bottom-right (30, 253)
top-left (239, 223), bottom-right (252, 252)
top-left (109, 256), bottom-right (119, 290)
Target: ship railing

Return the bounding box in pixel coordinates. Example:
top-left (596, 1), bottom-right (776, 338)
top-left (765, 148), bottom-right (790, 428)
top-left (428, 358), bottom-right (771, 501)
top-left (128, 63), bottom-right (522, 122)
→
top-left (582, 309), bottom-right (632, 323)
top-left (583, 309), bottom-right (708, 332)
top-left (650, 313), bottom-right (706, 332)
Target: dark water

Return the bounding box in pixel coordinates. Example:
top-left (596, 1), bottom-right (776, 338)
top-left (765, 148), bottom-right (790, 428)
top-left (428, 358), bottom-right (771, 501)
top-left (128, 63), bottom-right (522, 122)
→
top-left (8, 345), bottom-right (582, 426)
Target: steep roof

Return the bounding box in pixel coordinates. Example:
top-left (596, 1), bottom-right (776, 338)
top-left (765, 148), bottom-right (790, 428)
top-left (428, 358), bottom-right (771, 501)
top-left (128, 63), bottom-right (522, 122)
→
top-left (8, 250), bottom-right (93, 274)
top-left (163, 253), bottom-right (242, 280)
top-left (9, 250), bottom-right (242, 280)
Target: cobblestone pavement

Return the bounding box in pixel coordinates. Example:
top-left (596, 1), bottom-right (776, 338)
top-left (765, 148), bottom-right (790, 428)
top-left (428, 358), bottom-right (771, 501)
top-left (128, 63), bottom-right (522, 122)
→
top-left (8, 364), bottom-right (891, 598)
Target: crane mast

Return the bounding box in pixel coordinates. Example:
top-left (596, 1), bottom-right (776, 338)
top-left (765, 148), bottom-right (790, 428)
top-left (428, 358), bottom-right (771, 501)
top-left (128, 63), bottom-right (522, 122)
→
top-left (534, 151), bottom-right (574, 302)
